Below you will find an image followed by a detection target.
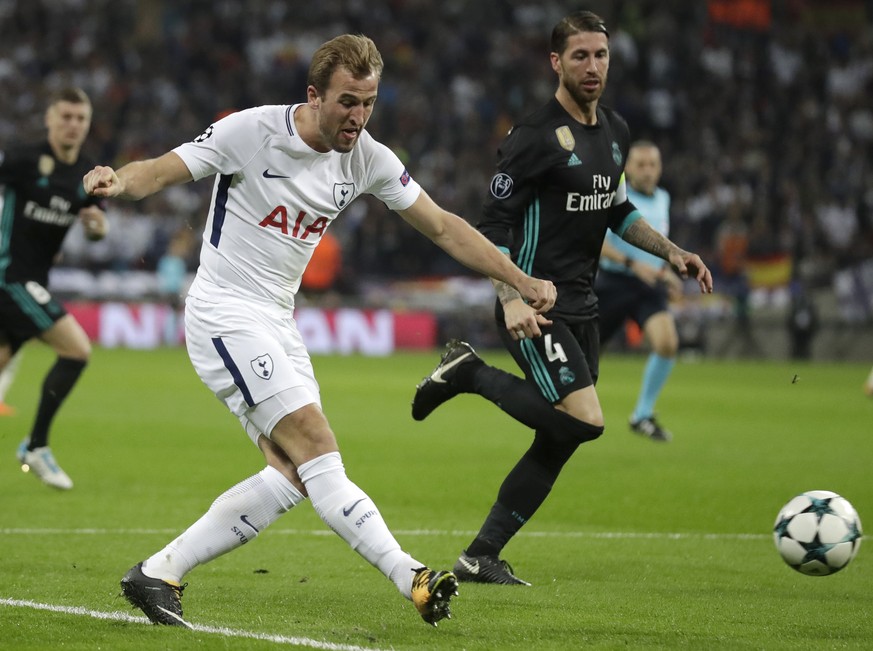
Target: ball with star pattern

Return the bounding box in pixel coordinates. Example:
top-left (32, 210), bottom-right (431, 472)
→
top-left (773, 490), bottom-right (863, 576)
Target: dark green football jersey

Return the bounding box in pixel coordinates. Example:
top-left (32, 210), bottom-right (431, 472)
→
top-left (0, 141), bottom-right (101, 286)
top-left (479, 98), bottom-right (640, 321)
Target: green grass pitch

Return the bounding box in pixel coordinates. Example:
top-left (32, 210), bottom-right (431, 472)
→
top-left (1, 345), bottom-right (871, 649)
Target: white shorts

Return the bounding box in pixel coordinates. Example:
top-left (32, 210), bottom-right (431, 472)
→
top-left (185, 294), bottom-right (321, 446)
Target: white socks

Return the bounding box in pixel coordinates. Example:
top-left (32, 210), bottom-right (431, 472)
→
top-left (141, 452), bottom-right (421, 599)
top-left (297, 451), bottom-right (421, 599)
top-left (142, 465), bottom-right (305, 582)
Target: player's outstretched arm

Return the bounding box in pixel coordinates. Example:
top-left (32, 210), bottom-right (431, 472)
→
top-left (621, 219), bottom-right (713, 294)
top-left (397, 189), bottom-right (556, 312)
top-left (83, 152), bottom-right (193, 201)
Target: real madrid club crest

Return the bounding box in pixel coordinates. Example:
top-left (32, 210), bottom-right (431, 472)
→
top-left (611, 141), bottom-right (622, 166)
top-left (555, 126), bottom-right (576, 151)
top-left (38, 154), bottom-right (55, 178)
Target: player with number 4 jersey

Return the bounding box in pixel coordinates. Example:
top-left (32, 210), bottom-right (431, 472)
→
top-left (412, 11), bottom-right (712, 586)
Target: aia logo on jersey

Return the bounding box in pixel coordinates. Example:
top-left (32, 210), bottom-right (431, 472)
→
top-left (333, 183), bottom-right (355, 209)
top-left (490, 173), bottom-right (513, 199)
top-left (259, 206), bottom-right (328, 240)
top-left (399, 169), bottom-right (411, 187)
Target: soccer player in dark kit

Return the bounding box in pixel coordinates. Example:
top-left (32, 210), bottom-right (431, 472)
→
top-left (412, 11), bottom-right (713, 584)
top-left (0, 87), bottom-right (108, 489)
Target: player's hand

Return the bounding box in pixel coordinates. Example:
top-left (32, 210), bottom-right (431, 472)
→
top-left (517, 277), bottom-right (556, 313)
top-left (669, 250), bottom-right (713, 294)
top-left (503, 298), bottom-right (552, 340)
top-left (83, 165), bottom-right (122, 198)
top-left (79, 205), bottom-right (109, 241)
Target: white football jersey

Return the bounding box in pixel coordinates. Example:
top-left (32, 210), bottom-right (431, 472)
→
top-left (174, 104), bottom-right (421, 309)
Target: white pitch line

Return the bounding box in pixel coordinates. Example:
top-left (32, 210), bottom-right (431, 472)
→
top-left (0, 527), bottom-right (772, 540)
top-left (0, 598), bottom-right (388, 651)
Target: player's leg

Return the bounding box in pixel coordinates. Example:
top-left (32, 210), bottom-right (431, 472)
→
top-left (126, 297), bottom-right (456, 626)
top-left (120, 300), bottom-right (311, 625)
top-left (271, 405), bottom-right (457, 625)
top-left (413, 339), bottom-right (604, 444)
top-left (29, 315), bottom-right (90, 449)
top-left (139, 432), bottom-right (307, 583)
top-left (0, 348), bottom-right (23, 415)
top-left (454, 321), bottom-right (605, 585)
top-left (864, 365), bottom-right (873, 397)
top-left (629, 310), bottom-right (678, 442)
top-left (10, 295), bottom-right (90, 489)
top-left (124, 430), bottom-right (307, 626)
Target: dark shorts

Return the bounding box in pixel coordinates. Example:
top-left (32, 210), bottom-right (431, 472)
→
top-left (0, 280), bottom-right (67, 351)
top-left (496, 301), bottom-right (599, 404)
top-left (595, 270), bottom-right (669, 344)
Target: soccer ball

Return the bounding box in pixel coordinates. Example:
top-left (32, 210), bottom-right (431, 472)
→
top-left (773, 490), bottom-right (863, 576)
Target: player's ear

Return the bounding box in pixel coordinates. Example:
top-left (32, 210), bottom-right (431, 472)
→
top-left (306, 86), bottom-right (321, 109)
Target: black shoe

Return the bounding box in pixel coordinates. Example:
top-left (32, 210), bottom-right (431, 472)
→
top-left (120, 562), bottom-right (191, 627)
top-left (412, 340), bottom-right (480, 421)
top-left (410, 567), bottom-right (459, 626)
top-left (629, 415), bottom-right (673, 442)
top-left (453, 551), bottom-right (530, 586)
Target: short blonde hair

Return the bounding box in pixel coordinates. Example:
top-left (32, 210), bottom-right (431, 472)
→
top-left (307, 34), bottom-right (383, 94)
top-left (48, 87), bottom-right (91, 108)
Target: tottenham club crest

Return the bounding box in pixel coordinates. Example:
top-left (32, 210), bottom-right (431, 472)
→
top-left (251, 354), bottom-right (274, 380)
top-left (333, 183), bottom-right (355, 210)
top-left (490, 173), bottom-right (514, 199)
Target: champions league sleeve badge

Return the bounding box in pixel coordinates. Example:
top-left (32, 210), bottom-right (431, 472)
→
top-left (490, 172), bottom-right (514, 199)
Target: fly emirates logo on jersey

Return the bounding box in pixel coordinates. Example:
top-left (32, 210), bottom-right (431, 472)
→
top-left (565, 174), bottom-right (616, 212)
top-left (24, 195), bottom-right (78, 227)
top-left (258, 206), bottom-right (328, 240)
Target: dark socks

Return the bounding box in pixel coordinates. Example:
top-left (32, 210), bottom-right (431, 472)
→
top-left (27, 357), bottom-right (87, 449)
top-left (464, 410), bottom-right (604, 558)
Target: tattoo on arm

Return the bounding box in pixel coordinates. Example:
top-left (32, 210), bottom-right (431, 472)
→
top-left (622, 220), bottom-right (683, 261)
top-left (494, 280), bottom-right (523, 306)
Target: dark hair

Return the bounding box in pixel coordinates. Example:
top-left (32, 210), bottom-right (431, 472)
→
top-left (308, 34), bottom-right (384, 94)
top-left (48, 87), bottom-right (91, 107)
top-left (550, 11), bottom-right (609, 55)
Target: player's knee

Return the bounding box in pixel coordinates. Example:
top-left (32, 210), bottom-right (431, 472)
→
top-left (554, 409), bottom-right (604, 443)
top-left (0, 345), bottom-right (12, 369)
top-left (54, 338), bottom-right (91, 361)
top-left (272, 405), bottom-right (339, 463)
top-left (653, 338), bottom-right (678, 358)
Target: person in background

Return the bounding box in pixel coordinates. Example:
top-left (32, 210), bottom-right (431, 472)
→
top-left (596, 140), bottom-right (683, 442)
top-left (0, 87), bottom-right (108, 489)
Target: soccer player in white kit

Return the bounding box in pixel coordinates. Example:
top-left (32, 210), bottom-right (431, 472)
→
top-left (83, 34), bottom-right (556, 627)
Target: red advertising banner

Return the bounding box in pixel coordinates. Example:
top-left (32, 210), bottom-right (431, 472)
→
top-left (63, 302), bottom-right (437, 354)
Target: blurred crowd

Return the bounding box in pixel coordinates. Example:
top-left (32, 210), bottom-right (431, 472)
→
top-left (2, 0), bottom-right (872, 320)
